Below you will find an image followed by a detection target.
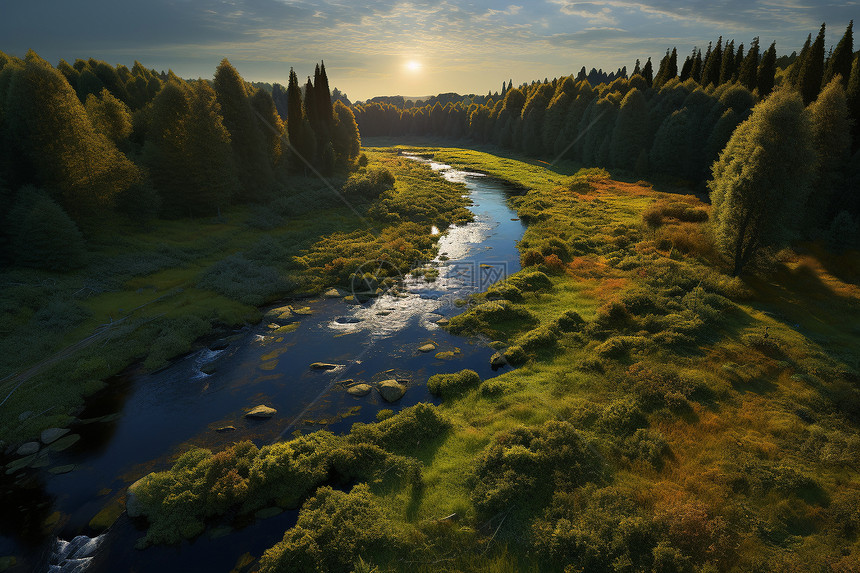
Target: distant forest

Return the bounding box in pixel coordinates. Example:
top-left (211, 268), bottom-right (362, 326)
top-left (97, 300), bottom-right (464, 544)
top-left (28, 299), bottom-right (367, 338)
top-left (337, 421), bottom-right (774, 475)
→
top-left (353, 23), bottom-right (860, 250)
top-left (0, 52), bottom-right (361, 269)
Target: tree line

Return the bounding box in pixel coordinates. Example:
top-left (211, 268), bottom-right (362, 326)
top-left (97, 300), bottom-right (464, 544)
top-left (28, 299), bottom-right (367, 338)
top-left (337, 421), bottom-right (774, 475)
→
top-left (352, 22), bottom-right (860, 274)
top-left (0, 51), bottom-right (361, 269)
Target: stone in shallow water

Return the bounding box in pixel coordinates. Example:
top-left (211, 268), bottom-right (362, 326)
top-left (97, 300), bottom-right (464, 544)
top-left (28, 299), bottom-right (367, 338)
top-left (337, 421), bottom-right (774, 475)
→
top-left (49, 464), bottom-right (76, 475)
top-left (245, 405), bottom-right (277, 419)
top-left (378, 380), bottom-right (406, 402)
top-left (436, 318), bottom-right (450, 326)
top-left (41, 428), bottom-right (70, 445)
top-left (16, 442), bottom-right (39, 456)
top-left (418, 343), bottom-right (436, 353)
top-left (347, 384), bottom-right (372, 397)
top-left (310, 362), bottom-right (339, 370)
top-left (47, 434), bottom-right (81, 452)
top-left (215, 426), bottom-right (236, 433)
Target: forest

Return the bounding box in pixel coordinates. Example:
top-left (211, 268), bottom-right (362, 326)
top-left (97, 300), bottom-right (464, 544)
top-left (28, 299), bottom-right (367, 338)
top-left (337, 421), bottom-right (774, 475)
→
top-left (0, 17), bottom-right (859, 573)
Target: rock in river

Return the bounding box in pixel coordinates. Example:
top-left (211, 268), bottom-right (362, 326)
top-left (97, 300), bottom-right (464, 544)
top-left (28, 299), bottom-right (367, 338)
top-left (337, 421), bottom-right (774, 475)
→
top-left (16, 442), bottom-right (39, 456)
top-left (245, 405), bottom-right (277, 419)
top-left (310, 362), bottom-right (339, 370)
top-left (347, 384), bottom-right (372, 397)
top-left (378, 380), bottom-right (406, 402)
top-left (418, 343), bottom-right (437, 353)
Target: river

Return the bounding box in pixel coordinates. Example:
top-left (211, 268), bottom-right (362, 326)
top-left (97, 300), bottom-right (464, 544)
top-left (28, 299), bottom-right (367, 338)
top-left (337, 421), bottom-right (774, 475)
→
top-left (0, 155), bottom-right (527, 573)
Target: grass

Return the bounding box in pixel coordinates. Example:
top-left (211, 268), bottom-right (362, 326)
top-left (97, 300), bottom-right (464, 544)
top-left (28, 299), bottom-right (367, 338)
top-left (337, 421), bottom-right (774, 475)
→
top-left (27, 143), bottom-right (860, 571)
top-left (0, 149), bottom-right (471, 444)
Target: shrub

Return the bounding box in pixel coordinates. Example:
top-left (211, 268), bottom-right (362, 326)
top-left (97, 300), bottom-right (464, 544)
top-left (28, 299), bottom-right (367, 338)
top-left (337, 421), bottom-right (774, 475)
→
top-left (507, 270), bottom-right (553, 292)
top-left (198, 254), bottom-right (293, 306)
top-left (447, 300), bottom-right (537, 336)
top-left (515, 325), bottom-right (560, 353)
top-left (12, 193), bottom-right (87, 271)
top-left (471, 420), bottom-right (603, 518)
top-left (349, 403), bottom-right (451, 455)
top-left (427, 369), bottom-right (482, 398)
top-left (258, 484), bottom-right (406, 573)
top-left (479, 377), bottom-right (521, 397)
top-left (343, 167), bottom-right (395, 199)
top-left (555, 310), bottom-right (585, 332)
top-left (485, 282), bottom-right (523, 301)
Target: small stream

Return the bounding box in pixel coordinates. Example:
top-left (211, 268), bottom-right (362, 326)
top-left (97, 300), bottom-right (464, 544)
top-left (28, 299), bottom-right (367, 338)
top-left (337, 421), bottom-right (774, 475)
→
top-left (0, 156), bottom-right (527, 572)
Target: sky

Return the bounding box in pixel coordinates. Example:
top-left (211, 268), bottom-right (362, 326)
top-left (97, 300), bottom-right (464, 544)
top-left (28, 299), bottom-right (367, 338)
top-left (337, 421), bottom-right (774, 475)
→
top-left (1, 1), bottom-right (856, 101)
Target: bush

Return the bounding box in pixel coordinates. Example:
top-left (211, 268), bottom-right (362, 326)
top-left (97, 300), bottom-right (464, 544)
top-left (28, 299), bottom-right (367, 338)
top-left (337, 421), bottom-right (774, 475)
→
top-left (427, 369), bottom-right (482, 398)
top-left (555, 309), bottom-right (585, 332)
top-left (198, 254), bottom-right (294, 306)
top-left (515, 325), bottom-right (560, 353)
top-left (12, 193), bottom-right (87, 271)
top-left (343, 167), bottom-right (395, 199)
top-left (258, 484), bottom-right (406, 573)
top-left (349, 403), bottom-right (450, 455)
top-left (485, 282), bottom-right (523, 301)
top-left (471, 420), bottom-right (603, 518)
top-left (507, 270), bottom-right (553, 292)
top-left (447, 300), bottom-right (537, 336)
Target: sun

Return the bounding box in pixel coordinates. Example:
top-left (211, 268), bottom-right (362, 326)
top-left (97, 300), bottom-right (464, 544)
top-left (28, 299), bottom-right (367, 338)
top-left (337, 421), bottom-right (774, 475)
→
top-left (406, 60), bottom-right (422, 72)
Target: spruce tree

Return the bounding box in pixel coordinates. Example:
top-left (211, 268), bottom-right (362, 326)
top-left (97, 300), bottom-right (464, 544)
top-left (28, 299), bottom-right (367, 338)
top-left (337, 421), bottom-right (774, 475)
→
top-left (738, 37), bottom-right (760, 91)
top-left (757, 43), bottom-right (777, 97)
top-left (691, 48), bottom-right (704, 83)
top-left (286, 68), bottom-right (304, 154)
top-left (733, 44), bottom-right (745, 82)
top-left (642, 57), bottom-right (653, 87)
top-left (823, 20), bottom-right (854, 88)
top-left (633, 59), bottom-right (641, 76)
top-left (788, 34), bottom-right (812, 86)
top-left (798, 23), bottom-right (827, 105)
top-left (680, 54), bottom-right (693, 81)
top-left (709, 88), bottom-right (815, 275)
top-left (654, 48), bottom-right (678, 89)
top-left (719, 40), bottom-right (736, 85)
top-left (702, 37), bottom-right (723, 87)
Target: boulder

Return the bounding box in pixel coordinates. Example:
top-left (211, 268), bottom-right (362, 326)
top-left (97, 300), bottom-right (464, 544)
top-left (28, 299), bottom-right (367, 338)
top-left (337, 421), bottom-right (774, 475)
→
top-left (310, 362), bottom-right (339, 370)
top-left (263, 305), bottom-right (294, 322)
top-left (16, 442), bottom-right (39, 456)
top-left (418, 343), bottom-right (436, 353)
top-left (215, 426), bottom-right (236, 433)
top-left (347, 384), bottom-right (372, 397)
top-left (47, 434), bottom-right (80, 452)
top-left (324, 287), bottom-right (347, 298)
top-left (245, 405), bottom-right (277, 419)
top-left (490, 352), bottom-right (507, 367)
top-left (126, 476), bottom-right (152, 517)
top-left (48, 464), bottom-right (76, 475)
top-left (436, 318), bottom-right (450, 327)
top-left (378, 380), bottom-right (406, 402)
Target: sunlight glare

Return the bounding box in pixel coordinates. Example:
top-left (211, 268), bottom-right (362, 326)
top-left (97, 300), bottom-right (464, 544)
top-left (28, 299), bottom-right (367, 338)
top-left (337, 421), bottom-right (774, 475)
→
top-left (406, 60), bottom-right (422, 72)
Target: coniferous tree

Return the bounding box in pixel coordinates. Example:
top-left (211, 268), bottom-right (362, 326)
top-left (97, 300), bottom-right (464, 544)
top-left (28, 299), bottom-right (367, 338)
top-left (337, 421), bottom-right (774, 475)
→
top-left (847, 54), bottom-right (860, 142)
top-left (654, 48), bottom-right (678, 89)
top-left (633, 59), bottom-right (641, 76)
top-left (719, 40), bottom-right (736, 84)
top-left (823, 20), bottom-right (854, 88)
top-left (12, 191), bottom-right (87, 270)
top-left (691, 48), bottom-right (704, 83)
top-left (805, 76), bottom-right (851, 230)
top-left (788, 34), bottom-right (812, 86)
top-left (250, 89), bottom-right (285, 170)
top-left (702, 37), bottom-right (723, 87)
top-left (5, 51), bottom-right (139, 215)
top-left (797, 23), bottom-right (827, 105)
top-left (642, 57), bottom-right (653, 87)
top-left (757, 43), bottom-right (778, 97)
top-left (213, 58), bottom-right (274, 199)
top-left (286, 68), bottom-right (305, 155)
top-left (610, 88), bottom-right (649, 169)
top-left (738, 37), bottom-right (760, 90)
top-left (680, 51), bottom-right (694, 81)
top-left (709, 88), bottom-right (815, 275)
top-left (733, 43), bottom-right (745, 81)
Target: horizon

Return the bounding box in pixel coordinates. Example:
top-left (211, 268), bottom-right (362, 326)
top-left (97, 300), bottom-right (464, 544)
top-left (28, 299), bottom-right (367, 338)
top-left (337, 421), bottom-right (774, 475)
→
top-left (2, 2), bottom-right (855, 101)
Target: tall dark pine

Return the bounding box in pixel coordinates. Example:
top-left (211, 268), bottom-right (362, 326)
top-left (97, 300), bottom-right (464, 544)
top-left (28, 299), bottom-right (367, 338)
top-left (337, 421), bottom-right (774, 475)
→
top-left (738, 37), bottom-right (760, 91)
top-left (788, 34), bottom-right (812, 86)
top-left (719, 40), bottom-right (736, 84)
top-left (633, 59), bottom-right (641, 76)
top-left (642, 57), bottom-right (653, 87)
top-left (691, 48), bottom-right (704, 83)
top-left (680, 53), bottom-right (694, 81)
top-left (823, 20), bottom-right (854, 88)
top-left (702, 37), bottom-right (723, 87)
top-left (758, 42), bottom-right (778, 97)
top-left (304, 76), bottom-right (317, 130)
top-left (733, 44), bottom-right (745, 81)
top-left (316, 61), bottom-right (335, 132)
top-left (798, 23), bottom-right (827, 105)
top-left (286, 68), bottom-right (303, 151)
top-left (654, 48), bottom-right (678, 88)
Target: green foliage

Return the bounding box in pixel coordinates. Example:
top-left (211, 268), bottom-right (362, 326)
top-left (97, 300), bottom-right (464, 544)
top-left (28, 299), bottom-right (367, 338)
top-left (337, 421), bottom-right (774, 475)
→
top-left (709, 88), bottom-right (815, 275)
top-left (85, 88), bottom-right (132, 143)
top-left (427, 369), bottom-right (482, 398)
top-left (471, 420), bottom-right (604, 519)
top-left (258, 484), bottom-right (406, 573)
top-left (343, 167), bottom-right (394, 199)
top-left (447, 300), bottom-right (538, 338)
top-left (197, 254), bottom-right (293, 306)
top-left (10, 190), bottom-right (87, 270)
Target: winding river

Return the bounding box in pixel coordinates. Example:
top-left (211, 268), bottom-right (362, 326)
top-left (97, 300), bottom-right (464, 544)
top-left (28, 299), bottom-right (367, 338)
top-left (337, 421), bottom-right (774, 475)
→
top-left (0, 156), bottom-right (527, 573)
